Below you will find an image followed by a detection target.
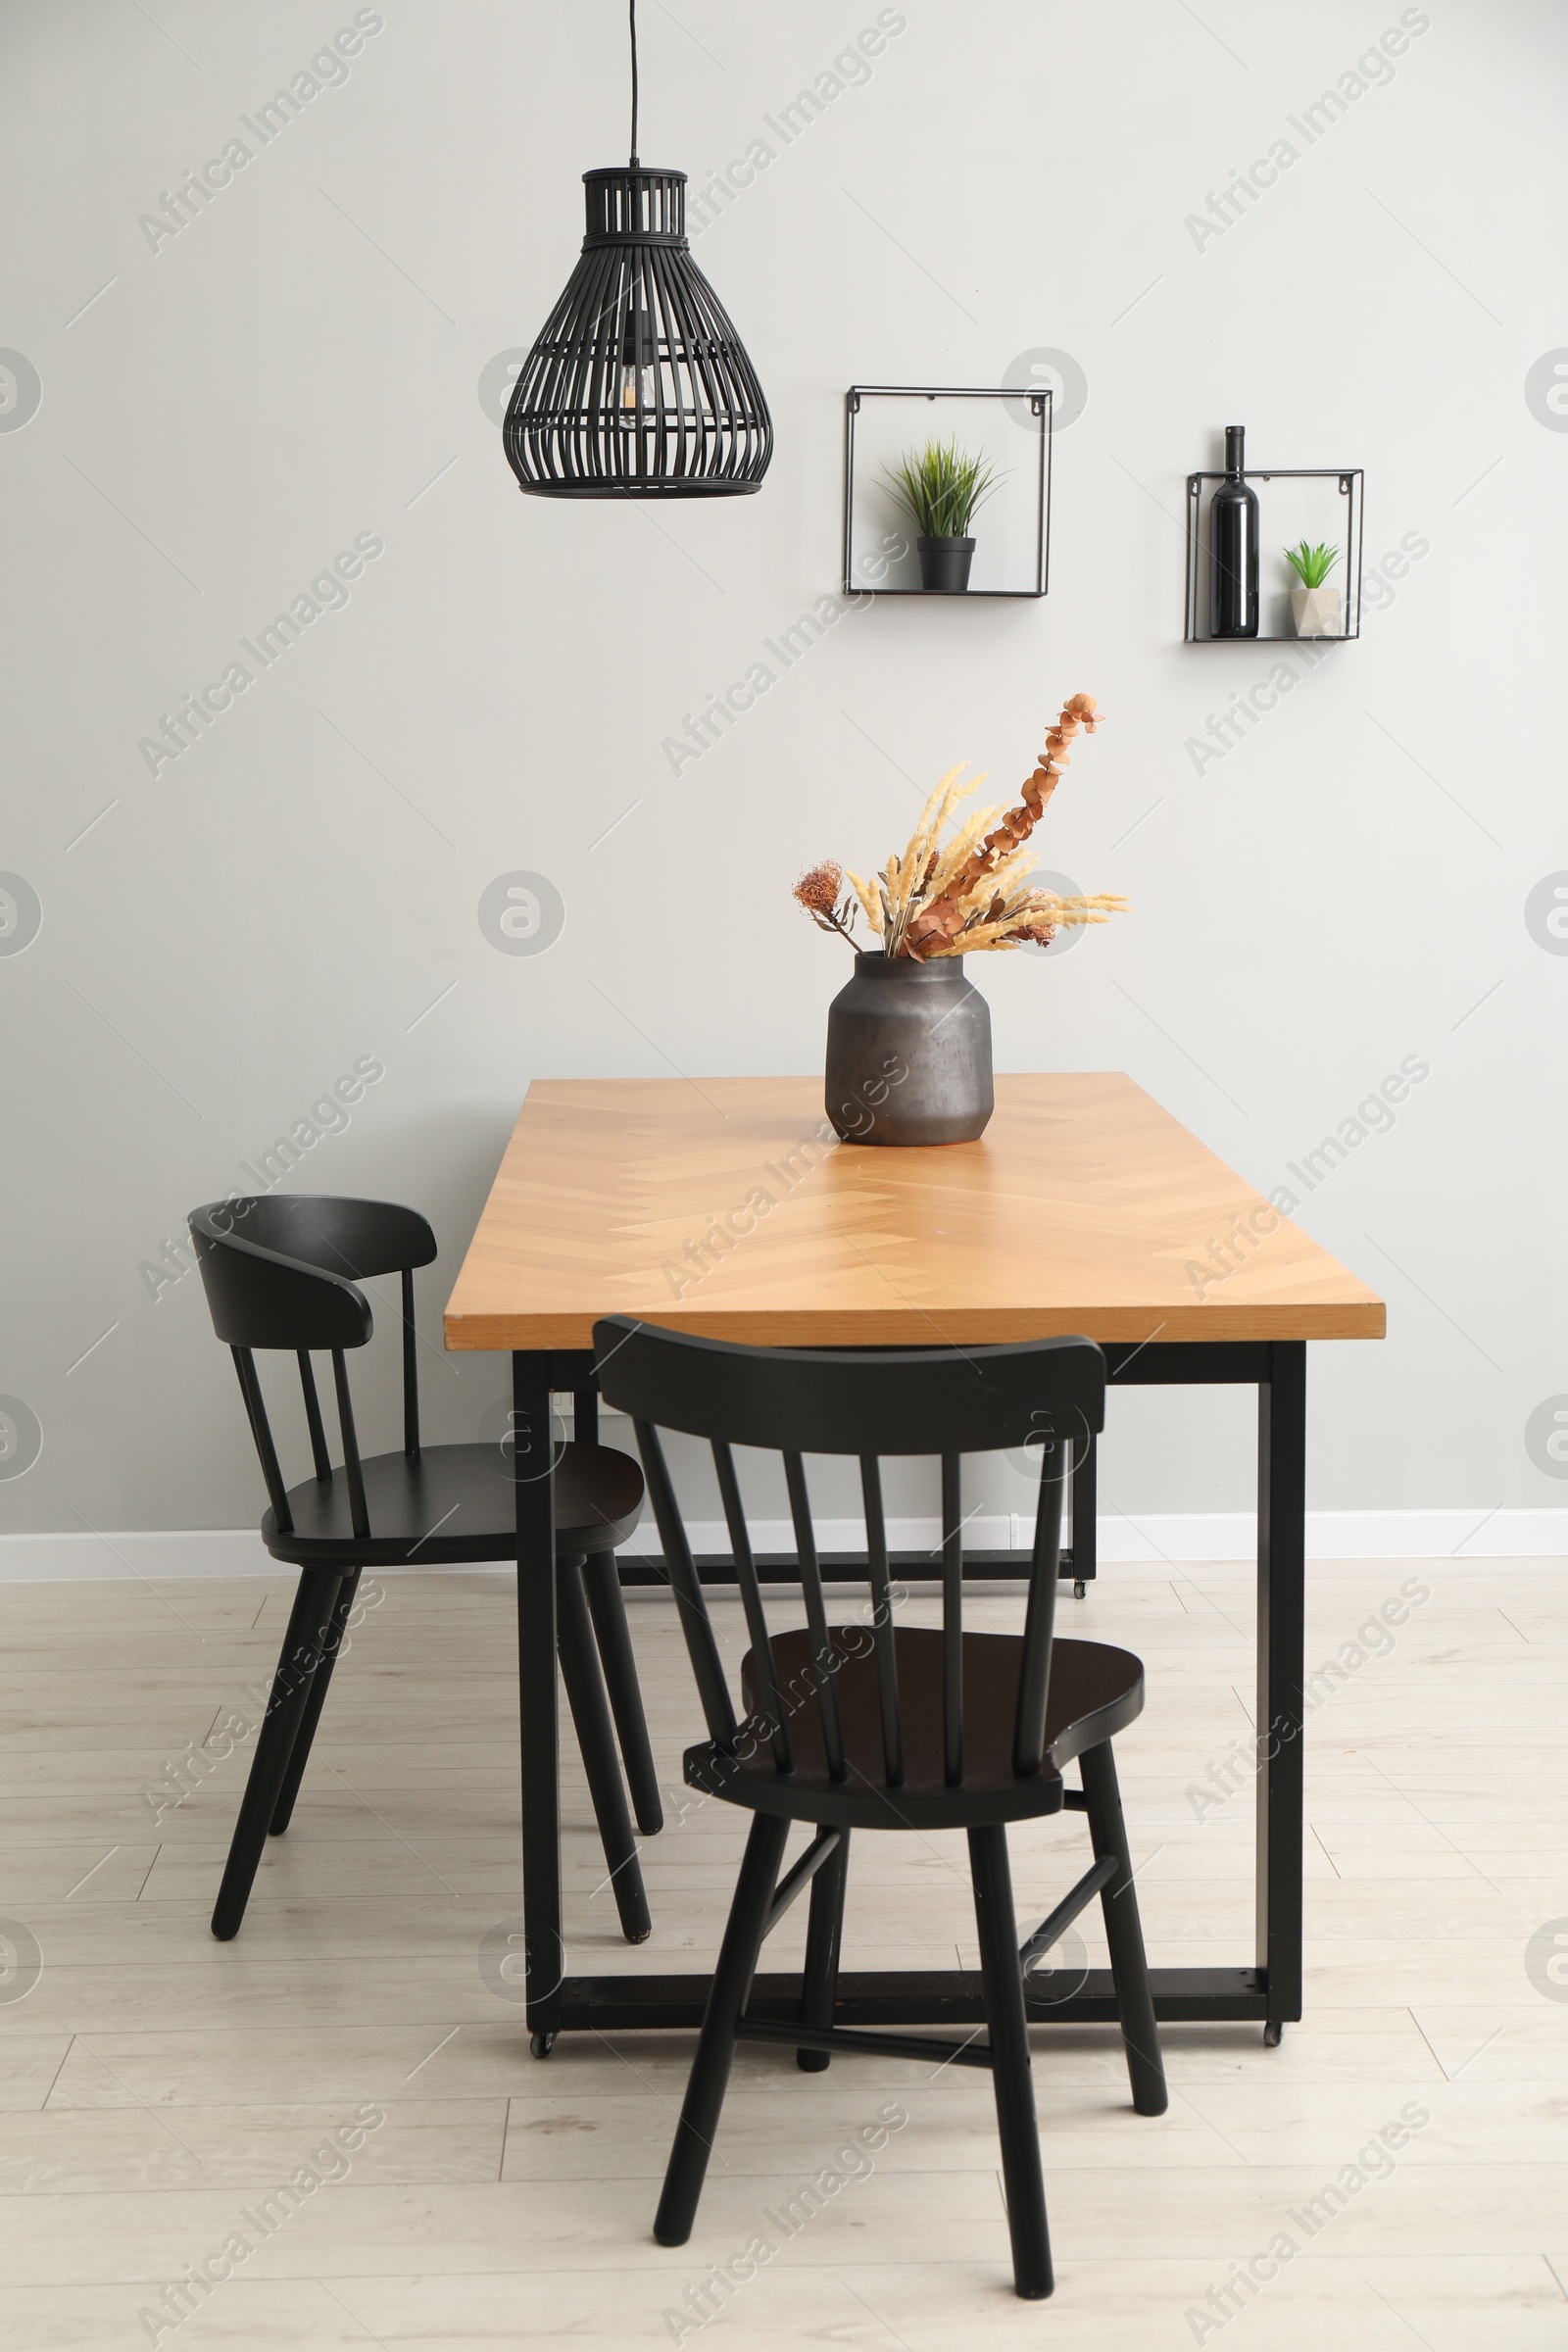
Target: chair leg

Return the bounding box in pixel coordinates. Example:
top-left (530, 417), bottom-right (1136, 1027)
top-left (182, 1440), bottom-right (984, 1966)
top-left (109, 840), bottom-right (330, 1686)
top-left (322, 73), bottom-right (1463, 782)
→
top-left (797, 1828), bottom-right (850, 2072)
top-left (555, 1554), bottom-right (651, 1945)
top-left (1081, 1739), bottom-right (1168, 2117)
top-left (655, 1813), bottom-right (790, 2248)
top-left (581, 1552), bottom-right (663, 1837)
top-left (270, 1568), bottom-right (360, 1837)
top-left (212, 1569), bottom-right (343, 1941)
top-left (968, 1824), bottom-right (1053, 2300)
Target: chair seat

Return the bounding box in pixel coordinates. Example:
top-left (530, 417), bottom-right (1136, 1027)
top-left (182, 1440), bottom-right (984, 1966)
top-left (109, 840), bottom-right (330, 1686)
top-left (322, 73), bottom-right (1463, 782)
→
top-left (260, 1441), bottom-right (644, 1567)
top-left (684, 1626), bottom-right (1146, 1830)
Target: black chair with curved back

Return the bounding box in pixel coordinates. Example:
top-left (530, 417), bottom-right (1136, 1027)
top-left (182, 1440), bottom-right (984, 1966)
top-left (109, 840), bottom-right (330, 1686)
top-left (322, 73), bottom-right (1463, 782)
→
top-left (189, 1195), bottom-right (662, 1946)
top-left (594, 1315), bottom-right (1166, 2302)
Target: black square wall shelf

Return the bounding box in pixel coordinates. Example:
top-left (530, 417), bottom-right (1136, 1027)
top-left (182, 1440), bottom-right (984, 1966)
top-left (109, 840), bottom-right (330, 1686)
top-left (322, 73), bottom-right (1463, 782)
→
top-left (843, 385), bottom-right (1051, 598)
top-left (1184, 466), bottom-right (1364, 643)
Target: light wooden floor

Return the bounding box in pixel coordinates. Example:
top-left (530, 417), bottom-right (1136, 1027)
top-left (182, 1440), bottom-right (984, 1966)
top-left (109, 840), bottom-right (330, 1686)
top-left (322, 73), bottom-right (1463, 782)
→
top-left (3, 1557), bottom-right (1567, 2349)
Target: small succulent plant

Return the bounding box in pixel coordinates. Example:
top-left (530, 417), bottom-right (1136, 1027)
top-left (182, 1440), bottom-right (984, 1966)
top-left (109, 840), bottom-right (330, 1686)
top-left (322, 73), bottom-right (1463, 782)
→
top-left (1283, 540), bottom-right (1341, 589)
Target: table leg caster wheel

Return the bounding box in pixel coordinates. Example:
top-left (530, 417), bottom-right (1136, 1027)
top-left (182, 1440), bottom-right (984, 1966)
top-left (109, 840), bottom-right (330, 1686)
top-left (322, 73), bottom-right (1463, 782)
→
top-left (1263, 2021), bottom-right (1284, 2048)
top-left (530, 2031), bottom-right (557, 2059)
top-left (1073, 1580), bottom-right (1086, 1600)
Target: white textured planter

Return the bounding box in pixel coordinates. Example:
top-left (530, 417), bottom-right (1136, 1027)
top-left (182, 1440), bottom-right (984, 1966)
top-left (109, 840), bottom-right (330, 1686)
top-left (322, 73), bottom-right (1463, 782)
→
top-left (1291, 583), bottom-right (1342, 637)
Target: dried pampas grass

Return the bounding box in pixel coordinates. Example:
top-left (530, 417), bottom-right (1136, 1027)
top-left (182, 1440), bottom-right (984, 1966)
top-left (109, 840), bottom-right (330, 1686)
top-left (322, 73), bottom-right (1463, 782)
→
top-left (798, 694), bottom-right (1127, 959)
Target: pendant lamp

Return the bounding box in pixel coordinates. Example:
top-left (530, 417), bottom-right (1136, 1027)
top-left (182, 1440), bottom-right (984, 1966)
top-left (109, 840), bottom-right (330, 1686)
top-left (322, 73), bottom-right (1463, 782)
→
top-left (503, 0), bottom-right (772, 499)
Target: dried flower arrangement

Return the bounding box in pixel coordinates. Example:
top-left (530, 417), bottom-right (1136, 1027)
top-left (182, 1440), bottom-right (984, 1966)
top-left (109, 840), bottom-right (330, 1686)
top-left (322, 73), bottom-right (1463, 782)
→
top-left (794, 692), bottom-right (1127, 960)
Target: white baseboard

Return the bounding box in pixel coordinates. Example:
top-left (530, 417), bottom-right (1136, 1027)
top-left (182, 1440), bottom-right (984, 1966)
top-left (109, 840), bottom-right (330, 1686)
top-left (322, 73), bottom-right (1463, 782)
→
top-left (1, 1507), bottom-right (1564, 1583)
top-left (618, 1508), bottom-right (1568, 1563)
top-left (0, 1531), bottom-right (276, 1583)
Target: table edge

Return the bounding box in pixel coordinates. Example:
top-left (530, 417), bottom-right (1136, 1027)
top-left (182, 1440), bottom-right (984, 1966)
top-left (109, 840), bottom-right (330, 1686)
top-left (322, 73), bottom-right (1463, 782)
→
top-left (444, 1300), bottom-right (1388, 1350)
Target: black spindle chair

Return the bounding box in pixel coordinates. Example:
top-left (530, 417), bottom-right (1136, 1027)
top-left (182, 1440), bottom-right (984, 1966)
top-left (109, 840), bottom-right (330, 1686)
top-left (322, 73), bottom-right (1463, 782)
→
top-left (188, 1197), bottom-right (662, 1945)
top-left (594, 1316), bottom-right (1166, 2302)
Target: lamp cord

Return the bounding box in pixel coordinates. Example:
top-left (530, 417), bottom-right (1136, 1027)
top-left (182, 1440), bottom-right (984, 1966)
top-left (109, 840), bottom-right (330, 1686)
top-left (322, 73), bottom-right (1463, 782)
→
top-left (628, 0), bottom-right (639, 166)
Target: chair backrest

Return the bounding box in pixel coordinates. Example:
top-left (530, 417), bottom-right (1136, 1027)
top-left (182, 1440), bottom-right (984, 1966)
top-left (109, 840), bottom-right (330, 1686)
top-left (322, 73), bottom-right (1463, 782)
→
top-left (593, 1317), bottom-right (1105, 1788)
top-left (189, 1197), bottom-right (437, 1540)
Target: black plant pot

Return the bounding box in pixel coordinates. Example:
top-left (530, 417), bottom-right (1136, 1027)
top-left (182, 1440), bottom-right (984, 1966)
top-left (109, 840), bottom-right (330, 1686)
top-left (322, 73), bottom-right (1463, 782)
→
top-left (915, 534), bottom-right (975, 592)
top-left (825, 952), bottom-right (993, 1147)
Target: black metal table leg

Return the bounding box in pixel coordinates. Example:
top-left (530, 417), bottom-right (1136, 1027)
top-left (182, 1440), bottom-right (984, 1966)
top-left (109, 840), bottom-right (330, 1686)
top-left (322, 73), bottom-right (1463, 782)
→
top-left (1069, 1431), bottom-right (1097, 1595)
top-left (1258, 1341), bottom-right (1305, 2041)
top-left (514, 1351), bottom-right (563, 2055)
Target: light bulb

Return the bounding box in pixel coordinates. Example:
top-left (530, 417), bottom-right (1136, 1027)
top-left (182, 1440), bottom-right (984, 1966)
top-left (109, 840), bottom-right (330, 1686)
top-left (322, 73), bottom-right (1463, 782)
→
top-left (618, 302), bottom-right (656, 414)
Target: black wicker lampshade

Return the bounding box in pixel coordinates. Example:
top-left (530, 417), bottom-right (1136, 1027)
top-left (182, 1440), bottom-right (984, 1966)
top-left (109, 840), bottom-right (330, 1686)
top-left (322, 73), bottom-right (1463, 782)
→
top-left (503, 165), bottom-right (771, 500)
top-left (502, 3), bottom-right (770, 501)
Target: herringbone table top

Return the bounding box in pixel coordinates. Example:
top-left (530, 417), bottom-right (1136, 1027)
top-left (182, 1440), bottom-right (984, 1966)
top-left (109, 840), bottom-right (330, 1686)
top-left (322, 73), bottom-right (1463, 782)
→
top-left (442, 1073), bottom-right (1385, 1350)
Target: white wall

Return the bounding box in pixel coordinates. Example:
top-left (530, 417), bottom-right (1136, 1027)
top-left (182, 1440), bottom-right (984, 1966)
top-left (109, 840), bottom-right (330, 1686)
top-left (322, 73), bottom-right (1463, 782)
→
top-left (2, 0), bottom-right (1565, 1546)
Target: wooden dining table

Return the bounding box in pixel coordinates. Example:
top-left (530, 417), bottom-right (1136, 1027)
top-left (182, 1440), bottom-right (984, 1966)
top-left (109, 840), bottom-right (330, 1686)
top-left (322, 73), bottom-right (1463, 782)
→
top-left (444, 1071), bottom-right (1385, 2052)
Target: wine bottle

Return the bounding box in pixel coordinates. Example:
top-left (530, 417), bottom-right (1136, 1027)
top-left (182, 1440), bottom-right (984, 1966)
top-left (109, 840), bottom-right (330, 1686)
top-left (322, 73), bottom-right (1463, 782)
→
top-left (1209, 424), bottom-right (1259, 638)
